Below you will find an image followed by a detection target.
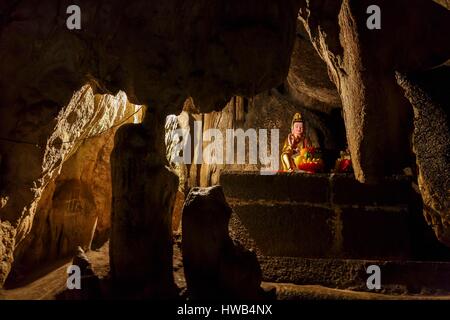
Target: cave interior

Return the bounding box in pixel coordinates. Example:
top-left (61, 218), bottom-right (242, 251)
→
top-left (0, 0), bottom-right (450, 301)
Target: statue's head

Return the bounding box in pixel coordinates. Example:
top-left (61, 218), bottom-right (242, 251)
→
top-left (291, 112), bottom-right (304, 137)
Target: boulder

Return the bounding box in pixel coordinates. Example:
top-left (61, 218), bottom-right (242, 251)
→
top-left (61, 246), bottom-right (101, 300)
top-left (181, 185), bottom-right (263, 299)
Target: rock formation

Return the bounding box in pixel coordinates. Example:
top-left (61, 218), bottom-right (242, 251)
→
top-left (1, 84), bottom-right (141, 285)
top-left (109, 110), bottom-right (179, 298)
top-left (0, 0), bottom-right (302, 287)
top-left (298, 0), bottom-right (450, 183)
top-left (60, 246), bottom-right (101, 300)
top-left (397, 67), bottom-right (450, 247)
top-left (181, 186), bottom-right (263, 299)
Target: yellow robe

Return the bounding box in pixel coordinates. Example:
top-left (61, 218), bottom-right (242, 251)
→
top-left (281, 134), bottom-right (309, 171)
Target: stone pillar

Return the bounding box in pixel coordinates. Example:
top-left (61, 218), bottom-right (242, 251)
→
top-left (110, 108), bottom-right (178, 298)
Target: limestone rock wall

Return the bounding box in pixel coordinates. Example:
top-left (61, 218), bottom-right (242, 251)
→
top-left (397, 67), bottom-right (450, 247)
top-left (221, 172), bottom-right (418, 260)
top-left (284, 20), bottom-right (342, 113)
top-left (298, 0), bottom-right (450, 183)
top-left (1, 85), bottom-right (142, 285)
top-left (0, 0), bottom-right (302, 287)
top-left (434, 0), bottom-right (450, 9)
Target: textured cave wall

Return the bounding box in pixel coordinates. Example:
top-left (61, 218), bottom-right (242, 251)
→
top-left (434, 0), bottom-right (450, 9)
top-left (2, 0), bottom-right (448, 291)
top-left (296, 0), bottom-right (450, 246)
top-left (284, 20), bottom-right (342, 113)
top-left (397, 67), bottom-right (450, 247)
top-left (0, 0), bottom-right (302, 113)
top-left (298, 0), bottom-right (450, 183)
top-left (2, 86), bottom-right (141, 284)
top-left (0, 0), bottom-right (302, 287)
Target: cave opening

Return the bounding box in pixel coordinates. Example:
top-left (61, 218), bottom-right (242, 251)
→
top-left (3, 85), bottom-right (144, 289)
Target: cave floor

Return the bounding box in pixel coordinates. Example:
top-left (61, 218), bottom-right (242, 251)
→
top-left (1, 239), bottom-right (449, 301)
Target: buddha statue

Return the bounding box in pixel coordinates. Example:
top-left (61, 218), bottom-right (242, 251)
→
top-left (281, 112), bottom-right (311, 171)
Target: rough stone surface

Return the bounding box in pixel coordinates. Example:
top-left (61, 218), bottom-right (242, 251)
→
top-left (340, 207), bottom-right (412, 259)
top-left (396, 68), bottom-right (450, 247)
top-left (110, 113), bottom-right (179, 298)
top-left (298, 0), bottom-right (450, 183)
top-left (221, 171), bottom-right (431, 260)
top-left (0, 0), bottom-right (301, 115)
top-left (232, 203), bottom-right (335, 257)
top-left (434, 0), bottom-right (450, 9)
top-left (181, 186), bottom-right (263, 299)
top-left (62, 247), bottom-right (101, 300)
top-left (0, 0), bottom-right (302, 287)
top-left (284, 20), bottom-right (341, 112)
top-left (172, 191), bottom-right (185, 232)
top-left (331, 174), bottom-right (413, 206)
top-left (259, 256), bottom-right (450, 294)
top-left (0, 85), bottom-right (140, 286)
top-left (166, 97), bottom-right (251, 190)
top-left (2, 239), bottom-right (450, 299)
top-left (221, 171), bottom-right (330, 203)
top-left (0, 222), bottom-right (15, 287)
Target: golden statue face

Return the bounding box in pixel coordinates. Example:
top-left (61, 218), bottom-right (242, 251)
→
top-left (292, 121), bottom-right (304, 137)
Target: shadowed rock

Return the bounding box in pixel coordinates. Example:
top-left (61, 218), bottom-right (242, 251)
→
top-left (59, 246), bottom-right (100, 300)
top-left (110, 112), bottom-right (179, 298)
top-left (396, 67), bottom-right (450, 247)
top-left (181, 185), bottom-right (264, 300)
top-left (298, 0), bottom-right (450, 183)
top-left (0, 0), bottom-right (301, 287)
